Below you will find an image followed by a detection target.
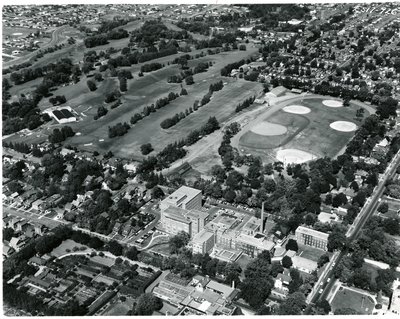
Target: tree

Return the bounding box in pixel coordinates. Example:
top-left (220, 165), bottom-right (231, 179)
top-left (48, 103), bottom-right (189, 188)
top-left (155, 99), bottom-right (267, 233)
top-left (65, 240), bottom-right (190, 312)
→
top-left (316, 299), bottom-right (331, 314)
top-left (3, 227), bottom-right (15, 241)
top-left (126, 247), bottom-right (139, 261)
top-left (377, 202), bottom-right (389, 214)
top-left (169, 231), bottom-right (190, 254)
top-left (140, 143), bottom-right (153, 155)
top-left (332, 192), bottom-right (348, 207)
top-left (282, 256), bottom-right (293, 268)
top-left (383, 218), bottom-right (400, 235)
top-left (224, 189), bottom-right (236, 203)
top-left (152, 186), bottom-right (164, 199)
top-left (285, 239), bottom-right (298, 252)
top-left (134, 293), bottom-right (162, 315)
top-left (107, 240), bottom-right (123, 256)
top-left (185, 75), bottom-right (194, 85)
top-left (317, 253), bottom-right (330, 268)
top-left (327, 225), bottom-right (347, 251)
top-left (119, 76), bottom-right (127, 92)
top-left (86, 79), bottom-right (97, 91)
top-left (278, 292), bottom-right (306, 315)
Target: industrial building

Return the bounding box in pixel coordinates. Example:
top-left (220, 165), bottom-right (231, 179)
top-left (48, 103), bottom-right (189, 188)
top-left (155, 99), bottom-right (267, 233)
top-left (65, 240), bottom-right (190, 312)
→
top-left (207, 205), bottom-right (275, 258)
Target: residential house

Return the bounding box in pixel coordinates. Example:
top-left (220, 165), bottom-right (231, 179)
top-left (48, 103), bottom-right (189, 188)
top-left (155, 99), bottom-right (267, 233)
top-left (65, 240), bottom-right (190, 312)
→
top-left (9, 235), bottom-right (29, 252)
top-left (3, 243), bottom-right (15, 258)
top-left (271, 269), bottom-right (292, 299)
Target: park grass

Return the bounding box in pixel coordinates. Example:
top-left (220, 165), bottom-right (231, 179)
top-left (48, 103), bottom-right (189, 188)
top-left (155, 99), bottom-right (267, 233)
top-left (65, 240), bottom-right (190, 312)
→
top-left (50, 239), bottom-right (88, 258)
top-left (237, 97), bottom-right (371, 162)
top-left (331, 286), bottom-right (375, 315)
top-left (239, 112), bottom-right (309, 150)
top-left (102, 297), bottom-right (135, 316)
top-left (3, 27), bottom-right (40, 38)
top-left (60, 48), bottom-right (261, 158)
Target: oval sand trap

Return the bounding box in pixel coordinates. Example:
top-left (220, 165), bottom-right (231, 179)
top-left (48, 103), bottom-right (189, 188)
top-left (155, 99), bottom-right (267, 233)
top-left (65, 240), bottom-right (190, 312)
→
top-left (330, 121), bottom-right (357, 132)
top-left (323, 100), bottom-right (343, 107)
top-left (251, 122), bottom-right (287, 136)
top-left (276, 149), bottom-right (315, 164)
top-left (12, 32), bottom-right (23, 36)
top-left (283, 105), bottom-right (311, 114)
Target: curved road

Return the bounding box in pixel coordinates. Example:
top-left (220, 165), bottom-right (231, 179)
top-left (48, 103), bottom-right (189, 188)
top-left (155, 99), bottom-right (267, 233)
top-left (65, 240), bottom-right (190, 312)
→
top-left (3, 25), bottom-right (68, 68)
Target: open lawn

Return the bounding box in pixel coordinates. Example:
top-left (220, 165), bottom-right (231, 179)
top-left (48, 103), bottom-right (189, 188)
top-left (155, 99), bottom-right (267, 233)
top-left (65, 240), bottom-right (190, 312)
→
top-left (101, 297), bottom-right (135, 316)
top-left (3, 27), bottom-right (39, 38)
top-left (59, 47), bottom-right (261, 158)
top-left (149, 243), bottom-right (171, 256)
top-left (50, 239), bottom-right (88, 258)
top-left (297, 244), bottom-right (327, 262)
top-left (234, 96), bottom-right (371, 163)
top-left (331, 286), bottom-right (375, 315)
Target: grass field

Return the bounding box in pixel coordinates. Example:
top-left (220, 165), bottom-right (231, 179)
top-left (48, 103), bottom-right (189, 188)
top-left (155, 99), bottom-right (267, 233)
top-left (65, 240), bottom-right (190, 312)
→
top-left (55, 47), bottom-right (262, 159)
top-left (331, 286), bottom-right (375, 315)
top-left (102, 297), bottom-right (135, 316)
top-left (239, 112), bottom-right (309, 150)
top-left (236, 97), bottom-right (370, 163)
top-left (297, 244), bottom-right (327, 262)
top-left (50, 239), bottom-right (87, 257)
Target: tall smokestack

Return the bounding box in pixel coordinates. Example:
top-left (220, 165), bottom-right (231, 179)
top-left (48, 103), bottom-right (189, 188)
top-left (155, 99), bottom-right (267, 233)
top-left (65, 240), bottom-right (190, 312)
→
top-left (260, 201), bottom-right (264, 234)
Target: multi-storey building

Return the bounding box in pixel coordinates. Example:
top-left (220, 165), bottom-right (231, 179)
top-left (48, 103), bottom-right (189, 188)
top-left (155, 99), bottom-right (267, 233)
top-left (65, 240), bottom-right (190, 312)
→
top-left (295, 226), bottom-right (329, 251)
top-left (161, 206), bottom-right (192, 236)
top-left (161, 206), bottom-right (209, 237)
top-left (160, 186), bottom-right (202, 212)
top-left (192, 230), bottom-right (215, 254)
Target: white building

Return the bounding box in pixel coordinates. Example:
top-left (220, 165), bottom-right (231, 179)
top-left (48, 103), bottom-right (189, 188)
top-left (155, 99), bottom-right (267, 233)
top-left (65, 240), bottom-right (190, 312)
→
top-left (160, 186), bottom-right (202, 212)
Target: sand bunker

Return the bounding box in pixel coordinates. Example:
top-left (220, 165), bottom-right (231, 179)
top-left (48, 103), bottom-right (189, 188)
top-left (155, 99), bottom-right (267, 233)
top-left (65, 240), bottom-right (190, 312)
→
top-left (251, 122), bottom-right (287, 136)
top-left (276, 149), bottom-right (315, 164)
top-left (12, 32), bottom-right (23, 36)
top-left (283, 105), bottom-right (311, 114)
top-left (323, 100), bottom-right (343, 108)
top-left (330, 121), bottom-right (357, 132)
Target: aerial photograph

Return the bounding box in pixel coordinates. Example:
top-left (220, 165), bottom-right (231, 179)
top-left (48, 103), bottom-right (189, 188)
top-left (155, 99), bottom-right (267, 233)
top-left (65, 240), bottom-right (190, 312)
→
top-left (2, 2), bottom-right (400, 316)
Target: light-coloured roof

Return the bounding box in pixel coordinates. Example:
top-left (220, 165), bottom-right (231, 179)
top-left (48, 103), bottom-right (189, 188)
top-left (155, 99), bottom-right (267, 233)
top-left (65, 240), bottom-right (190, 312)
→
top-left (192, 229), bottom-right (214, 243)
top-left (186, 209), bottom-right (209, 220)
top-left (162, 186), bottom-right (201, 207)
top-left (295, 226), bottom-right (329, 240)
top-left (206, 280), bottom-right (235, 299)
top-left (163, 206), bottom-right (191, 224)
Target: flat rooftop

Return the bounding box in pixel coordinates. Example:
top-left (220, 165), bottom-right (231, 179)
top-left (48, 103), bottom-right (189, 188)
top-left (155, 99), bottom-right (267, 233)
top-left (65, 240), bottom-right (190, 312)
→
top-left (186, 209), bottom-right (209, 220)
top-left (163, 206), bottom-right (191, 224)
top-left (295, 226), bottom-right (329, 240)
top-left (52, 108), bottom-right (75, 120)
top-left (192, 229), bottom-right (214, 243)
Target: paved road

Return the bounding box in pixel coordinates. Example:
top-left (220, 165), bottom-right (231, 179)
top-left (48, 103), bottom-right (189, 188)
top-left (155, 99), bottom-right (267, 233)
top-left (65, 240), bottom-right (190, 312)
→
top-left (3, 204), bottom-right (68, 229)
top-left (306, 149), bottom-right (400, 309)
top-left (3, 25), bottom-right (67, 68)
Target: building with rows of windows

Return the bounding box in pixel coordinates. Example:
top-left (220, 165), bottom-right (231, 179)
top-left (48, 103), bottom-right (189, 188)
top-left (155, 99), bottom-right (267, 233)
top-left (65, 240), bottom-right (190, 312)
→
top-left (295, 226), bottom-right (329, 251)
